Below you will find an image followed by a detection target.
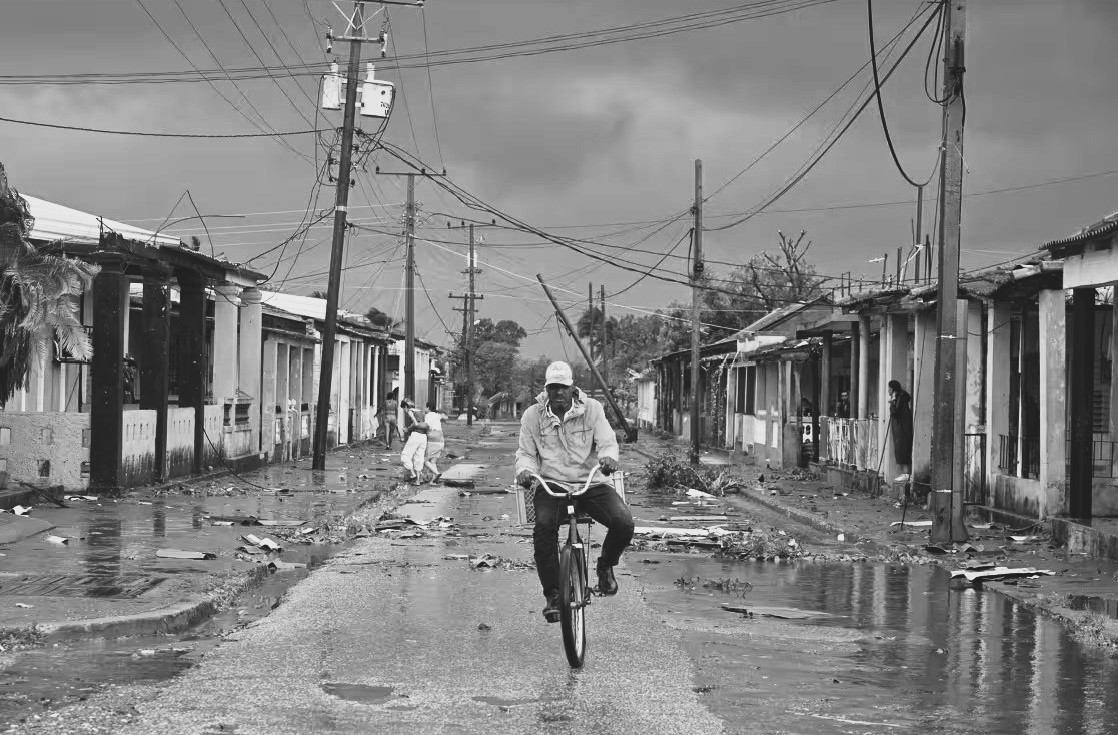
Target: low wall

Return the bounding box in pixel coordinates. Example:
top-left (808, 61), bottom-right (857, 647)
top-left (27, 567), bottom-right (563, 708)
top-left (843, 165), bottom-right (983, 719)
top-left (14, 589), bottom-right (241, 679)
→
top-left (168, 407), bottom-right (194, 479)
top-left (203, 406), bottom-right (223, 468)
top-left (121, 409), bottom-right (157, 487)
top-left (0, 412), bottom-right (90, 490)
top-left (991, 473), bottom-right (1042, 518)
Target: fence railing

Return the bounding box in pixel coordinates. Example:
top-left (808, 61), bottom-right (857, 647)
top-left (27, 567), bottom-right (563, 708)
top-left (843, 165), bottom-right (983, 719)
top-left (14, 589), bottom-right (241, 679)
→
top-left (820, 416), bottom-right (879, 471)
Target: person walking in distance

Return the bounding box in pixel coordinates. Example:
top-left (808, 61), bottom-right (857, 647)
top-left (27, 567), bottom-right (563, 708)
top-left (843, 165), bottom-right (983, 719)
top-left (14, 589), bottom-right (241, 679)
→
top-left (383, 394), bottom-right (400, 450)
top-left (422, 401), bottom-right (445, 483)
top-left (399, 398), bottom-right (428, 484)
top-left (515, 361), bottom-right (634, 623)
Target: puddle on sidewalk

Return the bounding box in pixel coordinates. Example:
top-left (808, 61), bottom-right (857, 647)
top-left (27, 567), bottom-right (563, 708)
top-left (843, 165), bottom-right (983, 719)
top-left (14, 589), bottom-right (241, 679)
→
top-left (0, 547), bottom-right (332, 727)
top-left (632, 555), bottom-right (1118, 734)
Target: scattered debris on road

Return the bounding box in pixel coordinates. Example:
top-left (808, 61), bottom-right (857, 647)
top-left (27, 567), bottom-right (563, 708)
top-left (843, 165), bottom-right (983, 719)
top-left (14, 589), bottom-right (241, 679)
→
top-left (156, 549), bottom-right (217, 560)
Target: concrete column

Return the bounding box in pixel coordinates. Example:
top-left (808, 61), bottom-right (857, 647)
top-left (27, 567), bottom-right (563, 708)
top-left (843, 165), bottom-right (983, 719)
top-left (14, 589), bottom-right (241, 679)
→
top-left (985, 300), bottom-right (1012, 492)
top-left (212, 284), bottom-right (240, 404)
top-left (953, 300), bottom-right (970, 499)
top-left (850, 321), bottom-right (860, 416)
top-left (913, 309), bottom-right (938, 496)
top-left (239, 287), bottom-right (263, 456)
top-left (1110, 301), bottom-right (1118, 476)
top-left (820, 333), bottom-right (832, 415)
top-left (89, 256), bottom-right (127, 491)
top-left (261, 339), bottom-right (277, 460)
top-left (881, 313), bottom-right (910, 481)
top-left (964, 301), bottom-right (984, 431)
top-left (1069, 287), bottom-right (1094, 518)
top-left (857, 315), bottom-right (871, 419)
top-left (176, 271), bottom-right (207, 473)
top-left (1038, 289), bottom-right (1068, 518)
top-left (140, 265), bottom-right (172, 481)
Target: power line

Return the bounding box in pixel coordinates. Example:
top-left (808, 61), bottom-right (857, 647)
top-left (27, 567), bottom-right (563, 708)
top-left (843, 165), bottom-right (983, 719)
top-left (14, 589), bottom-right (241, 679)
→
top-left (420, 7), bottom-right (445, 168)
top-left (705, 0), bottom-right (931, 202)
top-left (867, 0), bottom-right (938, 187)
top-left (0, 114), bottom-right (321, 139)
top-left (705, 1), bottom-right (943, 233)
top-left (15, 0), bottom-right (838, 87)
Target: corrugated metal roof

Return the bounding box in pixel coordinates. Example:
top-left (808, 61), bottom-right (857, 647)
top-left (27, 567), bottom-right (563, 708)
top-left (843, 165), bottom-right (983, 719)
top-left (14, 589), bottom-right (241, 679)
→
top-left (24, 194), bottom-right (181, 247)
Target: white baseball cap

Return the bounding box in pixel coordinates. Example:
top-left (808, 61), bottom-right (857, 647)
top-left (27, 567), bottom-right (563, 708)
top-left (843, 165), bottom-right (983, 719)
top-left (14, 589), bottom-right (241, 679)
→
top-left (544, 360), bottom-right (574, 387)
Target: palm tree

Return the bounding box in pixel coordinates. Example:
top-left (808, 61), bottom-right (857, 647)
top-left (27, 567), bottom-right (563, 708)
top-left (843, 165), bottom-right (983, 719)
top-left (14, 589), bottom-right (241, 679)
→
top-left (0, 163), bottom-right (99, 402)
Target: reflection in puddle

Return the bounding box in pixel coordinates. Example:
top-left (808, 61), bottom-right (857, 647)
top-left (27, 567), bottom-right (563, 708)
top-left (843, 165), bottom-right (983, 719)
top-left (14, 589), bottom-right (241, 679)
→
top-left (321, 683), bottom-right (394, 704)
top-left (634, 555), bottom-right (1118, 734)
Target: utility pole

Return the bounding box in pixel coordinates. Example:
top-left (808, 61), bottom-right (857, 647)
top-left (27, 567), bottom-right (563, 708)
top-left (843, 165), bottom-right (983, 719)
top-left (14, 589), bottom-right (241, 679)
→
top-left (930, 0), bottom-right (969, 544)
top-left (312, 0), bottom-right (418, 470)
top-left (448, 221), bottom-right (484, 426)
top-left (538, 275), bottom-right (634, 442)
top-left (588, 282), bottom-right (595, 367)
top-left (689, 159), bottom-right (703, 466)
top-left (312, 2), bottom-right (364, 471)
top-left (404, 173), bottom-right (416, 403)
top-left (600, 285), bottom-right (608, 387)
top-left (466, 224), bottom-right (476, 426)
top-left (915, 183), bottom-right (924, 283)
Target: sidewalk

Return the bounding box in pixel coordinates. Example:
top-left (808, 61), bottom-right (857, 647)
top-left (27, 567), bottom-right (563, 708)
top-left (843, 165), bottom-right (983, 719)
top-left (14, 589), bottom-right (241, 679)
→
top-left (0, 434), bottom-right (475, 644)
top-left (628, 433), bottom-right (1118, 646)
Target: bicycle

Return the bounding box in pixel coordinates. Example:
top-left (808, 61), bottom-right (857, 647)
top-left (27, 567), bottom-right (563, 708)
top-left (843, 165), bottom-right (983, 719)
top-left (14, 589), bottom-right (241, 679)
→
top-left (523, 465), bottom-right (615, 669)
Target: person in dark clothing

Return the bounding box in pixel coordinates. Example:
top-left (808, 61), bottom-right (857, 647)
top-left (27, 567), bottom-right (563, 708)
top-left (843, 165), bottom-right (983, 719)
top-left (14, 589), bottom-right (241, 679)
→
top-left (888, 379), bottom-right (913, 480)
top-left (834, 391), bottom-right (851, 419)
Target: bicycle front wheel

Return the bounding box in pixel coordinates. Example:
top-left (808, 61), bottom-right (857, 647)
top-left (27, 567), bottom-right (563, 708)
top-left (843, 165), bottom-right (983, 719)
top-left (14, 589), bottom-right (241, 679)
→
top-left (558, 545), bottom-right (587, 668)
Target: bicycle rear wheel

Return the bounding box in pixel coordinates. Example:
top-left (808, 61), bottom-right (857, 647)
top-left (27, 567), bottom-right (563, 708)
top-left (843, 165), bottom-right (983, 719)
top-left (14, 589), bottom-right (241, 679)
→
top-left (558, 545), bottom-right (587, 668)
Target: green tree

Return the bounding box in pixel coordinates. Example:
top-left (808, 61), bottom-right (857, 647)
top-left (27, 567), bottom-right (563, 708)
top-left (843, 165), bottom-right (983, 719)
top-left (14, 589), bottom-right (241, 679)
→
top-left (0, 165), bottom-right (99, 402)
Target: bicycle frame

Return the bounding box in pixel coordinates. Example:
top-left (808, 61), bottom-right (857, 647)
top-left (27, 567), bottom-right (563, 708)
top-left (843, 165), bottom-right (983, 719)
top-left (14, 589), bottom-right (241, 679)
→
top-left (527, 465), bottom-right (609, 668)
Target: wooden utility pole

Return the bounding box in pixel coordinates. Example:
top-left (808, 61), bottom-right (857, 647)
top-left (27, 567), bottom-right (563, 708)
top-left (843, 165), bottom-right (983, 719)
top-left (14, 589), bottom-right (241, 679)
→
top-left (466, 224), bottom-right (476, 426)
top-left (689, 159), bottom-right (703, 466)
top-left (448, 221), bottom-right (484, 426)
top-left (600, 284), bottom-right (609, 387)
top-left (538, 275), bottom-right (634, 442)
top-left (403, 173), bottom-right (416, 403)
top-left (312, 1), bottom-right (364, 470)
top-left (588, 282), bottom-right (595, 367)
top-left (930, 0), bottom-right (969, 543)
top-left (915, 183), bottom-right (924, 283)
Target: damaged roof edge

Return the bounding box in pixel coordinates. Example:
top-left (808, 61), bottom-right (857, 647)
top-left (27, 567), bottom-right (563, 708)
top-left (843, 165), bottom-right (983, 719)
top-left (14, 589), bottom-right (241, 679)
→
top-left (1042, 217), bottom-right (1118, 252)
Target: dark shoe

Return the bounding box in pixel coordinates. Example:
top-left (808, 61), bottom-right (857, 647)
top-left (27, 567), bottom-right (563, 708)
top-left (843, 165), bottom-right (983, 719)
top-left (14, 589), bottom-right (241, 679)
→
top-left (542, 591), bottom-right (561, 623)
top-left (596, 563), bottom-right (618, 596)
top-left (432, 473), bottom-right (442, 484)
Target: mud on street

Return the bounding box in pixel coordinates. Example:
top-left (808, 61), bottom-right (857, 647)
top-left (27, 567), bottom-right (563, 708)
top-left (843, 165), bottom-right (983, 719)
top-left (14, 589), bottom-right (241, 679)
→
top-left (3, 422), bottom-right (1118, 734)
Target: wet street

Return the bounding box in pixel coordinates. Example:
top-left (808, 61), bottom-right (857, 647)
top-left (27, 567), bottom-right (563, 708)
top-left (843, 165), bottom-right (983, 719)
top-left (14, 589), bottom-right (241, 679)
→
top-left (5, 423), bottom-right (1118, 734)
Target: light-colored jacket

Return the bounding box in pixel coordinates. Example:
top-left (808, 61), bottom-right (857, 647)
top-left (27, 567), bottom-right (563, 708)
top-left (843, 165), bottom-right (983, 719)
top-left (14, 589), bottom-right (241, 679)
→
top-left (515, 388), bottom-right (618, 485)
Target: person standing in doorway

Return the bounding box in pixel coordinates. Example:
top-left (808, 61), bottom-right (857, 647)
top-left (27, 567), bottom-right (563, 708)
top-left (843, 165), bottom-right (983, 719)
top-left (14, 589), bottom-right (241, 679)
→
top-left (888, 379), bottom-right (913, 482)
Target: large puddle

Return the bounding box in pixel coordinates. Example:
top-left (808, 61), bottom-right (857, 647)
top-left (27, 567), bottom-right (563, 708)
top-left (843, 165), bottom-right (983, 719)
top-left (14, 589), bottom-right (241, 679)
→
top-left (632, 554), bottom-right (1118, 734)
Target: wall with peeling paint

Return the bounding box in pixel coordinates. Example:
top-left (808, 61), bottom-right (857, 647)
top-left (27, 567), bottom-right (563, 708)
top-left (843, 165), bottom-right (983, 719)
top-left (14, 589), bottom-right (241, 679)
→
top-left (0, 412), bottom-right (90, 489)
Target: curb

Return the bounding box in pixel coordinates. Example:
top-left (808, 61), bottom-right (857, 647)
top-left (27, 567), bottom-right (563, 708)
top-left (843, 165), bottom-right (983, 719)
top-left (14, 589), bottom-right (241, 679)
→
top-left (3, 565), bottom-right (271, 644)
top-left (0, 471), bottom-right (424, 646)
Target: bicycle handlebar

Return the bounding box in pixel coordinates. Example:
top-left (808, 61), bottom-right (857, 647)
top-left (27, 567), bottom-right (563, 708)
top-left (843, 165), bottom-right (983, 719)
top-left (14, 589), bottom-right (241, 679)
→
top-left (528, 464), bottom-right (609, 497)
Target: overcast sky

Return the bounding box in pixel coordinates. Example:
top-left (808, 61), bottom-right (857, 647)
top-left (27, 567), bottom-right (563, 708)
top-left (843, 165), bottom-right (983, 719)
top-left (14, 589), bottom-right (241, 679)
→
top-left (2, 0), bottom-right (1116, 358)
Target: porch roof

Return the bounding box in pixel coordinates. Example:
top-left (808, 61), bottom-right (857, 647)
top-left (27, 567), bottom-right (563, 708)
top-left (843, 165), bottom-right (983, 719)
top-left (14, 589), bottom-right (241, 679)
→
top-left (259, 290), bottom-right (388, 340)
top-left (24, 194), bottom-right (182, 247)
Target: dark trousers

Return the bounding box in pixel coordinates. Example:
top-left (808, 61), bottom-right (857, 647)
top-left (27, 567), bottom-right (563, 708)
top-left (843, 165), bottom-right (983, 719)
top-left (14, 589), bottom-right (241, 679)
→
top-left (533, 483), bottom-right (635, 596)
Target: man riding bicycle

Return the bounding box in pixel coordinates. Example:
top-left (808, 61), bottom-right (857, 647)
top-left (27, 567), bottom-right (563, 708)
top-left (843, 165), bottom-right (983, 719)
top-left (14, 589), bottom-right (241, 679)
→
top-left (515, 361), bottom-right (635, 623)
